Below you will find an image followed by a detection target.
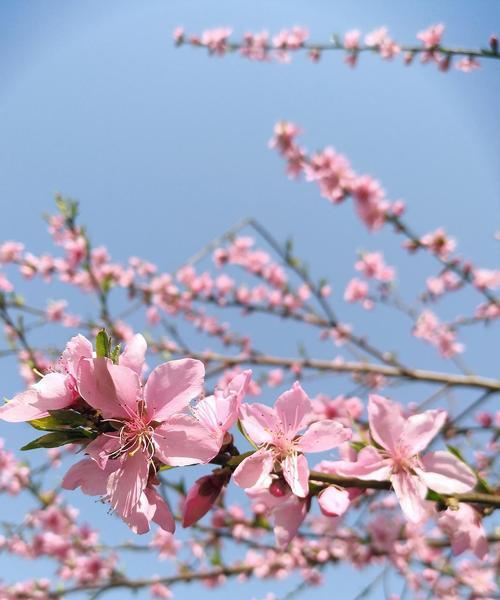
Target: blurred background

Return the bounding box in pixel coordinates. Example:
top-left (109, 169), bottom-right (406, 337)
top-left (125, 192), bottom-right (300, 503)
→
top-left (0, 1), bottom-right (499, 598)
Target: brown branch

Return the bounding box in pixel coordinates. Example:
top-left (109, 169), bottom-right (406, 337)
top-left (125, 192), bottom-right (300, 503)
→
top-left (182, 349), bottom-right (500, 392)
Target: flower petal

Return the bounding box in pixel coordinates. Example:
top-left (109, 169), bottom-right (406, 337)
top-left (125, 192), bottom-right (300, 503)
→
top-left (273, 496), bottom-right (307, 548)
top-left (144, 359), bottom-right (204, 421)
top-left (119, 333), bottom-right (147, 376)
top-left (153, 414), bottom-right (220, 466)
top-left (0, 390), bottom-right (49, 422)
top-left (85, 434), bottom-right (121, 469)
top-left (318, 486), bottom-right (350, 517)
top-left (368, 394), bottom-right (405, 453)
top-left (32, 372), bottom-right (73, 408)
top-left (417, 450), bottom-right (476, 494)
top-left (62, 458), bottom-right (113, 496)
top-left (296, 420), bottom-right (352, 453)
top-left (78, 358), bottom-right (140, 420)
top-left (232, 448), bottom-right (274, 491)
top-left (106, 449), bottom-right (149, 518)
top-left (275, 382), bottom-right (313, 436)
top-left (391, 471), bottom-right (428, 523)
top-left (146, 487), bottom-right (176, 533)
top-left (239, 402), bottom-right (280, 446)
top-left (282, 452), bottom-right (309, 498)
top-left (401, 410), bottom-right (447, 455)
top-left (60, 334), bottom-right (93, 379)
top-left (333, 446), bottom-right (392, 481)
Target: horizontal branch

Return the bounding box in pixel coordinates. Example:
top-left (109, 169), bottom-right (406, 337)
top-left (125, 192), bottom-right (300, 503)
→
top-left (185, 350), bottom-right (500, 392)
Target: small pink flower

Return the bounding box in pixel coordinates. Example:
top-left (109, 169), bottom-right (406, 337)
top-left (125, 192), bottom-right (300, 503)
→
top-left (333, 395), bottom-right (476, 522)
top-left (234, 382), bottom-right (351, 498)
top-left (438, 504), bottom-right (488, 559)
top-left (417, 24), bottom-right (445, 48)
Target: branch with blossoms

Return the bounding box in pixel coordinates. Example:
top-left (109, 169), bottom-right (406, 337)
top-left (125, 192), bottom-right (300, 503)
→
top-left (1, 21), bottom-right (500, 596)
top-left (0, 195), bottom-right (499, 599)
top-left (173, 24), bottom-right (499, 73)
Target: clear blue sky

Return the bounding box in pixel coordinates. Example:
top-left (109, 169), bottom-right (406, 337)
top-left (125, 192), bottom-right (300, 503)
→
top-left (0, 1), bottom-right (499, 598)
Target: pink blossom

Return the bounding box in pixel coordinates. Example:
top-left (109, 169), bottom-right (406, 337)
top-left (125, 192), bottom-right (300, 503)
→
top-left (351, 176), bottom-right (389, 230)
top-left (0, 271), bottom-right (13, 292)
top-left (420, 228), bottom-right (456, 258)
top-left (333, 395), bottom-right (476, 522)
top-left (355, 252), bottom-right (395, 282)
top-left (248, 486), bottom-right (307, 547)
top-left (0, 334), bottom-right (93, 422)
top-left (417, 24), bottom-right (445, 48)
top-left (201, 28), bottom-right (233, 55)
top-left (234, 382), bottom-right (351, 498)
top-left (344, 30), bottom-right (360, 50)
top-left (191, 370), bottom-right (252, 447)
top-left (456, 57), bottom-right (481, 72)
top-left (473, 268), bottom-right (500, 290)
top-left (172, 27), bottom-right (184, 44)
top-left (344, 278), bottom-right (369, 305)
top-left (438, 504), bottom-right (488, 559)
top-left (63, 349), bottom-right (220, 529)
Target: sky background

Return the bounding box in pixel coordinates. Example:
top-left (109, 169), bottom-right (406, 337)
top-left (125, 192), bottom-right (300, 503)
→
top-left (0, 1), bottom-right (499, 598)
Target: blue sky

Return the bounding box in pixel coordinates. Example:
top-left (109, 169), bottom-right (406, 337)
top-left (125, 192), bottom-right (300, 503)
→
top-left (0, 1), bottom-right (499, 598)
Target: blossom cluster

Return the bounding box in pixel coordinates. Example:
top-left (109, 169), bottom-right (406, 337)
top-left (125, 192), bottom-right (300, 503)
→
top-left (0, 329), bottom-right (488, 560)
top-left (173, 24), bottom-right (498, 72)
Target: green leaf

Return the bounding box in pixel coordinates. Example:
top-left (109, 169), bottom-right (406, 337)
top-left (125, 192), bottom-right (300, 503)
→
top-left (96, 329), bottom-right (111, 358)
top-left (29, 410), bottom-right (92, 432)
top-left (21, 430), bottom-right (92, 451)
top-left (48, 409), bottom-right (93, 426)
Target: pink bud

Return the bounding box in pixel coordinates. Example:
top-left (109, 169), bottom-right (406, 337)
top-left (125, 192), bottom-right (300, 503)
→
top-left (318, 486), bottom-right (350, 517)
top-left (182, 473), bottom-right (227, 528)
top-left (269, 478), bottom-right (288, 498)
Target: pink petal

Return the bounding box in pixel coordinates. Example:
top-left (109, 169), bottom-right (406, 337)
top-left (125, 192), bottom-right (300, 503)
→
top-left (282, 452), bottom-right (309, 498)
top-left (60, 334), bottom-right (93, 379)
top-left (78, 358), bottom-right (140, 420)
top-left (401, 409), bottom-right (447, 454)
top-left (62, 458), bottom-right (113, 496)
top-left (368, 394), bottom-right (405, 454)
top-left (192, 390), bottom-right (237, 437)
top-left (106, 449), bottom-right (149, 518)
top-left (32, 372), bottom-right (73, 408)
top-left (232, 448), bottom-right (274, 491)
top-left (121, 491), bottom-right (156, 535)
top-left (153, 414), bottom-right (220, 466)
top-left (391, 471), bottom-right (428, 523)
top-left (275, 382), bottom-right (313, 436)
top-left (85, 434), bottom-right (121, 469)
top-left (225, 369), bottom-right (252, 405)
top-left (318, 486), bottom-right (350, 517)
top-left (273, 496), bottom-right (307, 548)
top-left (417, 450), bottom-right (476, 494)
top-left (333, 446), bottom-right (392, 481)
top-left (0, 390), bottom-right (49, 422)
top-left (239, 402), bottom-right (280, 446)
top-left (119, 333), bottom-right (147, 376)
top-left (144, 358), bottom-right (204, 421)
top-left (146, 487), bottom-right (176, 532)
top-left (438, 504), bottom-right (488, 560)
top-left (296, 420), bottom-right (352, 453)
